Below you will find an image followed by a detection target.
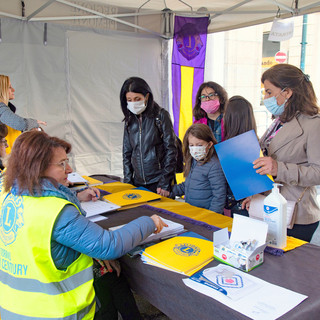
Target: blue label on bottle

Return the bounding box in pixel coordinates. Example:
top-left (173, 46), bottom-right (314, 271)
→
top-left (264, 205), bottom-right (278, 214)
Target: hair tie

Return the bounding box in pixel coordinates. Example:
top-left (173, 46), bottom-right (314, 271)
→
top-left (304, 73), bottom-right (310, 82)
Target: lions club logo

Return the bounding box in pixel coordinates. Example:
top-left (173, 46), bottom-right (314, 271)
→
top-left (122, 193), bottom-right (142, 201)
top-left (173, 243), bottom-right (200, 257)
top-left (0, 194), bottom-right (24, 246)
top-left (176, 23), bottom-right (203, 61)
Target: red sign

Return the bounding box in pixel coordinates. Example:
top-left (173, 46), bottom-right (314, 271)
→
top-left (275, 51), bottom-right (287, 64)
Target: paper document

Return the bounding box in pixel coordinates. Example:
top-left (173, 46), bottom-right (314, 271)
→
top-left (81, 200), bottom-right (120, 217)
top-left (110, 218), bottom-right (184, 244)
top-left (88, 215), bottom-right (108, 222)
top-left (68, 172), bottom-right (88, 184)
top-left (183, 264), bottom-right (307, 320)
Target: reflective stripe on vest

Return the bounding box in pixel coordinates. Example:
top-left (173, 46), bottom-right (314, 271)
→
top-left (0, 265), bottom-right (93, 294)
top-left (0, 194), bottom-right (95, 319)
top-left (0, 299), bottom-right (95, 320)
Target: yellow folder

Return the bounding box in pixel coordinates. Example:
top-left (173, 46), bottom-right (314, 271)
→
top-left (103, 189), bottom-right (161, 208)
top-left (141, 236), bottom-right (214, 276)
top-left (82, 176), bottom-right (103, 187)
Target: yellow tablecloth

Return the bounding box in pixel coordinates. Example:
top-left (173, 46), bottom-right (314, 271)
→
top-left (97, 182), bottom-right (307, 252)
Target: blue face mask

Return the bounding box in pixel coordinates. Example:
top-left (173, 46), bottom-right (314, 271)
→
top-left (263, 89), bottom-right (287, 116)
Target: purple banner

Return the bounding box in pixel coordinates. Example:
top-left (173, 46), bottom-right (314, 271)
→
top-left (171, 16), bottom-right (209, 136)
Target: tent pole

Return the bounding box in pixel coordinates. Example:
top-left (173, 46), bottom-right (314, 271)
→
top-left (300, 14), bottom-right (308, 72)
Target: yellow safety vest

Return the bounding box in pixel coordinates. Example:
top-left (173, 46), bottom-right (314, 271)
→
top-left (5, 126), bottom-right (21, 154)
top-left (0, 193), bottom-right (96, 319)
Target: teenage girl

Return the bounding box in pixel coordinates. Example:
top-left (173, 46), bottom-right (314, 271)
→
top-left (223, 95), bottom-right (257, 217)
top-left (193, 81), bottom-right (228, 143)
top-left (170, 123), bottom-right (226, 214)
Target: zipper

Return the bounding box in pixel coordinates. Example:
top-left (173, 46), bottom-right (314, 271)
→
top-left (138, 116), bottom-right (147, 184)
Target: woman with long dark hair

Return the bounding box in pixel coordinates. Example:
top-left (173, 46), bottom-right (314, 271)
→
top-left (120, 77), bottom-right (177, 196)
top-left (193, 81), bottom-right (228, 143)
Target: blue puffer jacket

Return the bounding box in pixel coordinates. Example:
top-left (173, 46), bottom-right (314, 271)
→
top-left (171, 156), bottom-right (227, 214)
top-left (11, 179), bottom-right (155, 270)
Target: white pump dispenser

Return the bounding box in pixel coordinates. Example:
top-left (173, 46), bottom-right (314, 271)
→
top-left (263, 183), bottom-right (287, 249)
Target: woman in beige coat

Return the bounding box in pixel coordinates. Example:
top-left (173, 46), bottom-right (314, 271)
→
top-left (252, 64), bottom-right (320, 242)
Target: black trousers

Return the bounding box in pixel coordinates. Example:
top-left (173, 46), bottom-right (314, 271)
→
top-left (287, 221), bottom-right (319, 242)
top-left (94, 272), bottom-right (141, 320)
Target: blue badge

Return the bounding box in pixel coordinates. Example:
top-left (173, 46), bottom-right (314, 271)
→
top-left (122, 193), bottom-right (142, 200)
top-left (173, 243), bottom-right (200, 257)
top-left (0, 194), bottom-right (24, 246)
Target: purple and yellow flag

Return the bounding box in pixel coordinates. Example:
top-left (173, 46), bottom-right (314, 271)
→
top-left (172, 16), bottom-right (209, 138)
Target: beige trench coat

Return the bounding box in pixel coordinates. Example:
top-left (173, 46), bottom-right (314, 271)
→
top-left (260, 113), bottom-right (320, 225)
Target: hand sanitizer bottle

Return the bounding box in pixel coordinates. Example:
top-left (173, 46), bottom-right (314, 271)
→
top-left (263, 183), bottom-right (287, 249)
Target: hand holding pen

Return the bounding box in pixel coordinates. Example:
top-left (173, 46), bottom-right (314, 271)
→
top-left (76, 186), bottom-right (100, 202)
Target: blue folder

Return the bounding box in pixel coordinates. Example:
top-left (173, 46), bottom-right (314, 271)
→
top-left (214, 130), bottom-right (273, 200)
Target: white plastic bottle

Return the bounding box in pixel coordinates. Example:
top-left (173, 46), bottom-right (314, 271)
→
top-left (263, 183), bottom-right (287, 249)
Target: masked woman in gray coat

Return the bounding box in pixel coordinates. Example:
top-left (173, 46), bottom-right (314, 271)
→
top-left (251, 64), bottom-right (320, 242)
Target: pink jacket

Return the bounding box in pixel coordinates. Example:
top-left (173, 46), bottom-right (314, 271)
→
top-left (194, 117), bottom-right (224, 142)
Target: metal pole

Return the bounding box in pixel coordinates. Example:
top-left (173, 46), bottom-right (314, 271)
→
top-left (300, 14), bottom-right (308, 72)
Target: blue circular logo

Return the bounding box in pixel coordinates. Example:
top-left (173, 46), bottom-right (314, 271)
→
top-left (0, 194), bottom-right (24, 246)
top-left (173, 243), bottom-right (200, 257)
top-left (123, 193), bottom-right (142, 201)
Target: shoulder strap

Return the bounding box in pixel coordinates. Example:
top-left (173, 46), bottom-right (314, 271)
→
top-left (155, 109), bottom-right (163, 138)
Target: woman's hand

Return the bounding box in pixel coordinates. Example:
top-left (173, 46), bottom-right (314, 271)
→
top-left (253, 156), bottom-right (278, 176)
top-left (157, 187), bottom-right (170, 197)
top-left (77, 187), bottom-right (100, 202)
top-left (150, 214), bottom-right (168, 234)
top-left (37, 120), bottom-right (47, 126)
top-left (241, 196), bottom-right (252, 210)
top-left (103, 260), bottom-right (121, 277)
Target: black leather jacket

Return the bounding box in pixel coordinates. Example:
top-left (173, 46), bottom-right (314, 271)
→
top-left (123, 105), bottom-right (176, 191)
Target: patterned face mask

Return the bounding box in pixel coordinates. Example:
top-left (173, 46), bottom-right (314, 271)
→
top-left (189, 145), bottom-right (208, 161)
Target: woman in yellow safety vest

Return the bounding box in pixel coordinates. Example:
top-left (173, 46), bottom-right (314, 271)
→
top-left (0, 130), bottom-right (166, 320)
top-left (0, 74), bottom-right (47, 152)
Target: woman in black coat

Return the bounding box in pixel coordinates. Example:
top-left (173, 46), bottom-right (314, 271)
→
top-left (120, 77), bottom-right (177, 196)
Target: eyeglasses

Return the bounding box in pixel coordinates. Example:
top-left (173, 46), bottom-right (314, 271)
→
top-left (0, 139), bottom-right (8, 147)
top-left (50, 159), bottom-right (70, 171)
top-left (199, 93), bottom-right (219, 101)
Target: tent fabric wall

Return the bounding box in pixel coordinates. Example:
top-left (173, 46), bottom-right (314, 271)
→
top-left (0, 17), bottom-right (163, 177)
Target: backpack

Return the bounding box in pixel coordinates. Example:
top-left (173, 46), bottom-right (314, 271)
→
top-left (155, 111), bottom-right (184, 174)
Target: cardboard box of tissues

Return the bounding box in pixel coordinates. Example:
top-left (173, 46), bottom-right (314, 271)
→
top-left (213, 214), bottom-right (268, 272)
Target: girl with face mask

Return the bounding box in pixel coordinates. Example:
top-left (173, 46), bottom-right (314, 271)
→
top-left (120, 77), bottom-right (177, 196)
top-left (169, 123), bottom-right (226, 214)
top-left (193, 81), bottom-right (228, 143)
top-left (243, 64), bottom-right (320, 243)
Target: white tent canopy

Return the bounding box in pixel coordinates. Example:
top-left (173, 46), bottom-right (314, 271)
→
top-left (1, 0), bottom-right (320, 37)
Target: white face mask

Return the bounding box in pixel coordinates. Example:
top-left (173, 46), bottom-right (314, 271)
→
top-left (127, 100), bottom-right (147, 115)
top-left (189, 145), bottom-right (208, 161)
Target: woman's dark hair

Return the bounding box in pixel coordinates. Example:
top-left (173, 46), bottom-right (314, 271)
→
top-left (119, 77), bottom-right (160, 123)
top-left (4, 131), bottom-right (71, 195)
top-left (261, 64), bottom-right (319, 122)
top-left (0, 124), bottom-right (8, 140)
top-left (183, 123), bottom-right (217, 177)
top-left (193, 81), bottom-right (228, 120)
top-left (224, 96), bottom-right (257, 140)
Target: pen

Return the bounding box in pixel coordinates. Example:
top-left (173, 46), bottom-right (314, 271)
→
top-left (191, 273), bottom-right (228, 296)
